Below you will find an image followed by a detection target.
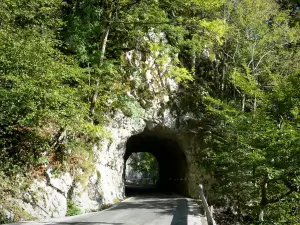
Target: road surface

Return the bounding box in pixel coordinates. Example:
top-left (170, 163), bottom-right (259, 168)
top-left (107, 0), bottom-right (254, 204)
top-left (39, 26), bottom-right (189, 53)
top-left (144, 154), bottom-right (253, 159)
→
top-left (6, 194), bottom-right (207, 225)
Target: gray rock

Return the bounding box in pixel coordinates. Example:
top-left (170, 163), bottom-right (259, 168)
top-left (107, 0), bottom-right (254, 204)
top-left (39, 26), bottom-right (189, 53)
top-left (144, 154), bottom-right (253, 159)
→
top-left (10, 40), bottom-right (208, 220)
top-left (18, 179), bottom-right (67, 219)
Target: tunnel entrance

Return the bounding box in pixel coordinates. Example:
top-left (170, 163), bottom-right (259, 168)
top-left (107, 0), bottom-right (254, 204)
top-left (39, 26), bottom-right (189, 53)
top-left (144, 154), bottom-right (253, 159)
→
top-left (124, 128), bottom-right (188, 195)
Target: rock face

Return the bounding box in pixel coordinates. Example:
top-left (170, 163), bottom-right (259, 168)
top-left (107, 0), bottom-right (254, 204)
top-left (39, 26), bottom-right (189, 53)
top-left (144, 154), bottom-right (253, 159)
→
top-left (11, 49), bottom-right (184, 220)
top-left (94, 106), bottom-right (176, 205)
top-left (10, 48), bottom-right (208, 220)
top-left (18, 179), bottom-right (67, 219)
top-left (12, 99), bottom-right (207, 220)
top-left (14, 109), bottom-right (174, 220)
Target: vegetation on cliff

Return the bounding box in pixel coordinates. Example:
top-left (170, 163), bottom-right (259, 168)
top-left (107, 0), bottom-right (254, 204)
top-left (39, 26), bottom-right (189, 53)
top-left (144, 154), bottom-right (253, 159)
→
top-left (0, 0), bottom-right (299, 224)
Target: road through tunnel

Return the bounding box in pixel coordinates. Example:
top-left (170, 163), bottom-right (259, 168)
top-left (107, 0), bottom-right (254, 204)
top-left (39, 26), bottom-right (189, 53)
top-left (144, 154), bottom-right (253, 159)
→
top-left (124, 129), bottom-right (188, 195)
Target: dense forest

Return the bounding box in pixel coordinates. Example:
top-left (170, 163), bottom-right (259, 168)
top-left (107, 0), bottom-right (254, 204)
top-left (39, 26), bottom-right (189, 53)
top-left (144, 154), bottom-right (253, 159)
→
top-left (0, 0), bottom-right (299, 224)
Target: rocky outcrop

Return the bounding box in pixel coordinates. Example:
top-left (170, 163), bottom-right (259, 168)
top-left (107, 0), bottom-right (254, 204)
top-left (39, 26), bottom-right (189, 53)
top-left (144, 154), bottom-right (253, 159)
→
top-left (8, 48), bottom-right (180, 219)
top-left (18, 179), bottom-right (67, 219)
top-left (11, 101), bottom-right (208, 220)
top-left (7, 45), bottom-right (208, 221)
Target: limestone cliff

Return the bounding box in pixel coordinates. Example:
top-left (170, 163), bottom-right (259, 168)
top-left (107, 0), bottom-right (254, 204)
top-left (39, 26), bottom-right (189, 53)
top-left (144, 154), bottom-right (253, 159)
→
top-left (3, 48), bottom-right (208, 221)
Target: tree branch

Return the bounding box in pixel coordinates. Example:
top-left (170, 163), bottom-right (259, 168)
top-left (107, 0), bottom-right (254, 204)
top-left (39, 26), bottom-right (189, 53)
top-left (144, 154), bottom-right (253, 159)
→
top-left (254, 50), bottom-right (271, 72)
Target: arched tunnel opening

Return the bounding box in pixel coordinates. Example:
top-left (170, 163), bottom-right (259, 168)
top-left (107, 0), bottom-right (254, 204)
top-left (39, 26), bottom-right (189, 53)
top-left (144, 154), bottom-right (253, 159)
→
top-left (124, 129), bottom-right (188, 196)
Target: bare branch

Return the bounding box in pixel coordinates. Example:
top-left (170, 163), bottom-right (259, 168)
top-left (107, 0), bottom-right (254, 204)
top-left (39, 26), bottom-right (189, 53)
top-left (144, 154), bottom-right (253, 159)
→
top-left (254, 50), bottom-right (271, 72)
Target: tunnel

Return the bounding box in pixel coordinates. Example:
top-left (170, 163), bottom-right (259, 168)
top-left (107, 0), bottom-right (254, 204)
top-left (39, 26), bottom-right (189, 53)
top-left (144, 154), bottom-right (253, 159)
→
top-left (124, 128), bottom-right (188, 195)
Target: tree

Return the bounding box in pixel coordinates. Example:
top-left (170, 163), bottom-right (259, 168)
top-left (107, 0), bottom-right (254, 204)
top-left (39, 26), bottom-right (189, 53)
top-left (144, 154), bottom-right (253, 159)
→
top-left (61, 0), bottom-right (194, 123)
top-left (172, 0), bottom-right (300, 223)
top-left (0, 0), bottom-right (299, 223)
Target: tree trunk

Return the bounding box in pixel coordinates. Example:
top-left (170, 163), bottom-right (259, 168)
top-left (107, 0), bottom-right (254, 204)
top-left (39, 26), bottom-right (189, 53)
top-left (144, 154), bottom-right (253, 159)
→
top-left (259, 180), bottom-right (268, 222)
top-left (90, 26), bottom-right (110, 122)
top-left (242, 94), bottom-right (245, 111)
top-left (259, 207), bottom-right (264, 222)
top-left (191, 50), bottom-right (196, 76)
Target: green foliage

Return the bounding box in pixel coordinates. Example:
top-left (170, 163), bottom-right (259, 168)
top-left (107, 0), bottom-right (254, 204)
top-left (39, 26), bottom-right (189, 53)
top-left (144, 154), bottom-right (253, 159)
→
top-left (127, 152), bottom-right (159, 184)
top-left (66, 200), bottom-right (81, 216)
top-left (170, 0), bottom-right (300, 223)
top-left (0, 0), bottom-right (98, 173)
top-left (0, 171), bottom-right (35, 223)
top-left (113, 198), bottom-right (120, 204)
top-left (0, 0), bottom-right (299, 224)
top-left (0, 0), bottom-right (108, 220)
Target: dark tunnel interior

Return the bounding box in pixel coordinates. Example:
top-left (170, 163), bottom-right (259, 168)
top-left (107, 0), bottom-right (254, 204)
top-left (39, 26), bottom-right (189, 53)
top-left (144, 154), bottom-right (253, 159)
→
top-left (124, 130), bottom-right (188, 195)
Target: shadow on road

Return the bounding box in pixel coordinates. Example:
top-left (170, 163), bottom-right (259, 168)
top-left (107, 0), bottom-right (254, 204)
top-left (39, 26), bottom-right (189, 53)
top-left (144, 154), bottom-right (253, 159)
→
top-left (106, 185), bottom-right (191, 225)
top-left (10, 186), bottom-right (202, 225)
top-left (109, 198), bottom-right (189, 225)
top-left (171, 199), bottom-right (188, 225)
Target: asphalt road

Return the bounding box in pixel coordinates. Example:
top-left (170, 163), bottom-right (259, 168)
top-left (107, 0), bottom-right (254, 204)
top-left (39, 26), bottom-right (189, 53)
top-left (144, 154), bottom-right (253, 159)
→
top-left (6, 187), bottom-right (207, 225)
